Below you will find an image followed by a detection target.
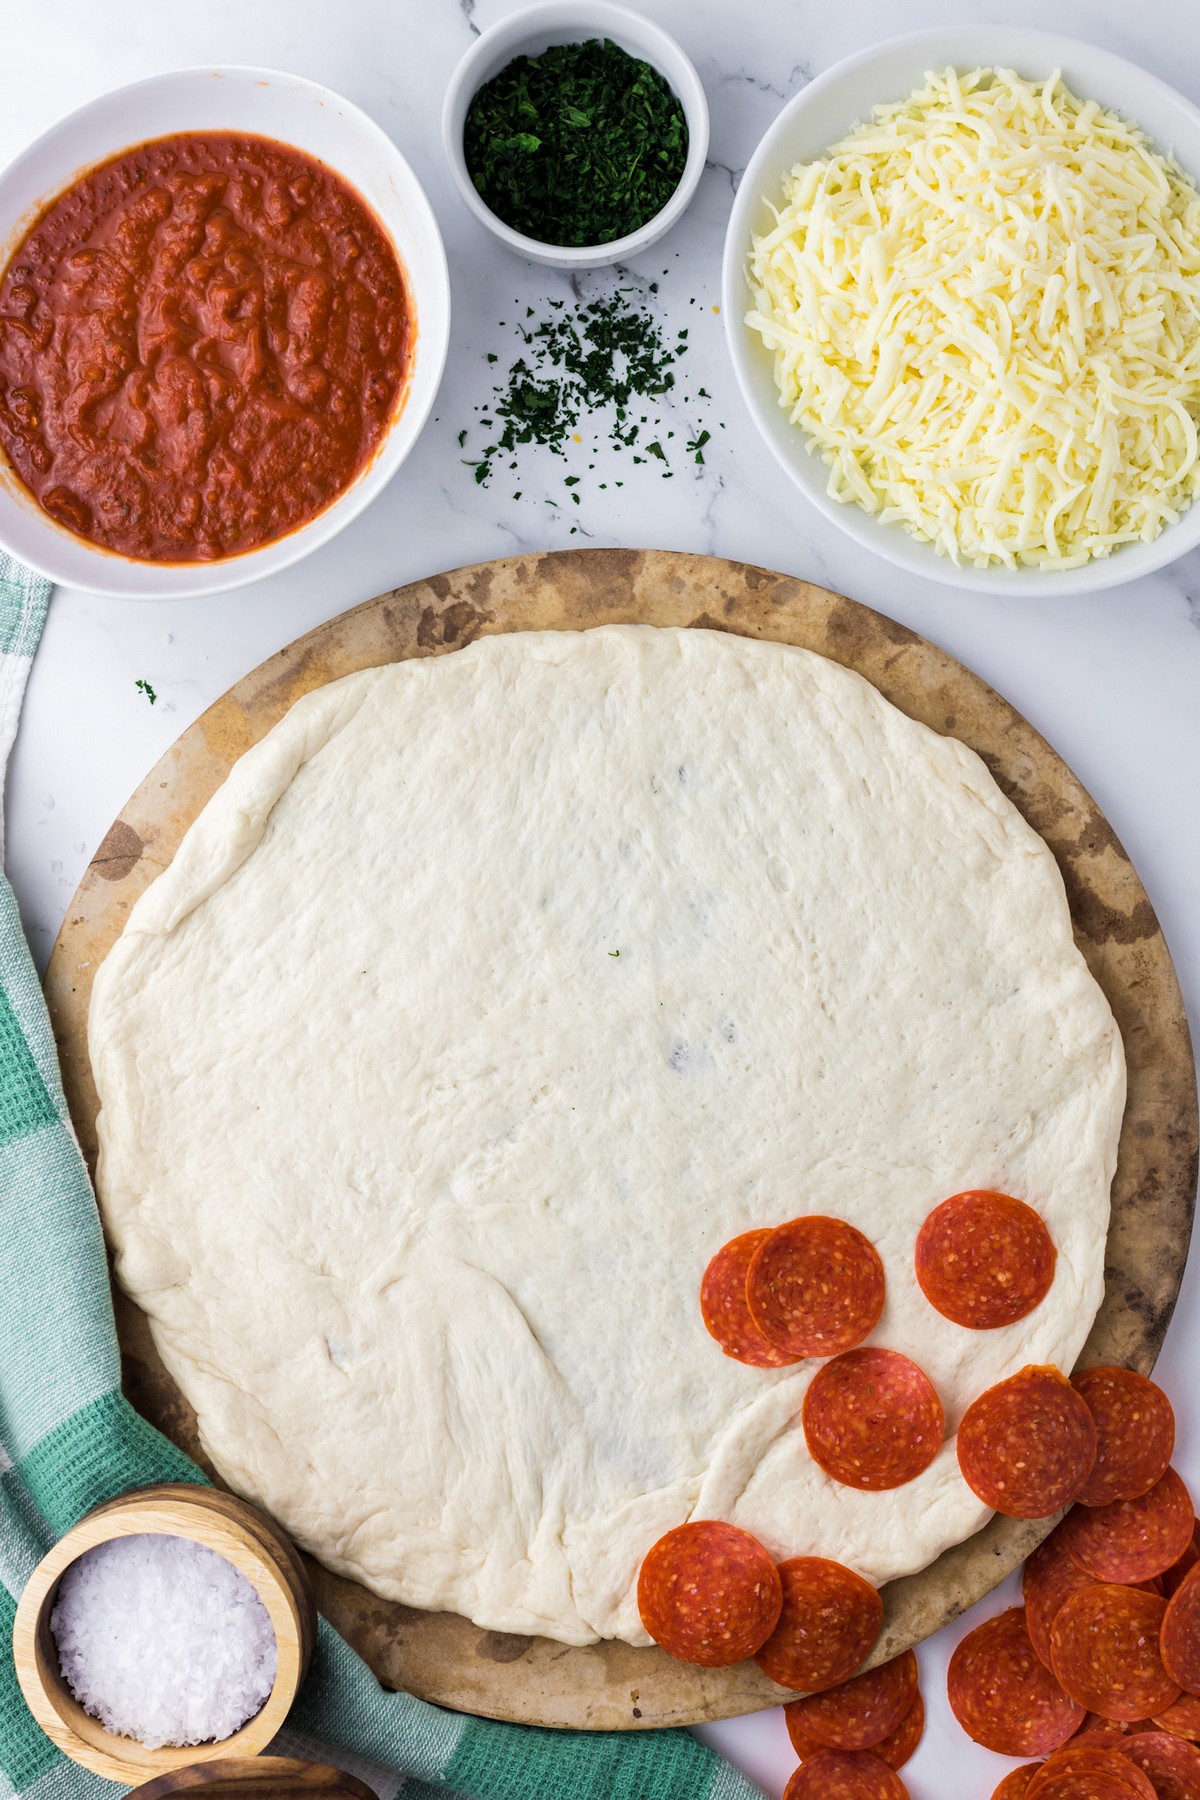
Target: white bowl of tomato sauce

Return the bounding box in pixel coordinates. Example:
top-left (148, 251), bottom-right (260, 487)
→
top-left (0, 67), bottom-right (450, 599)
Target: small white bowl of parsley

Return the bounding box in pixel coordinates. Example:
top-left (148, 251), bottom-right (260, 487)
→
top-left (442, 0), bottom-right (709, 268)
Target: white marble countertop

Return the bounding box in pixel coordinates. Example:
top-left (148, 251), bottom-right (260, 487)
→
top-left (5, 2), bottom-right (1200, 1795)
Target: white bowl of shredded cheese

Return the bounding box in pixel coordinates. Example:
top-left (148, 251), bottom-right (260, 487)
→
top-left (723, 29), bottom-right (1200, 593)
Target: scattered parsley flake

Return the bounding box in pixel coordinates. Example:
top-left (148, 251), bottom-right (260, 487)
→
top-left (135, 678), bottom-right (157, 705)
top-left (460, 279), bottom-right (708, 510)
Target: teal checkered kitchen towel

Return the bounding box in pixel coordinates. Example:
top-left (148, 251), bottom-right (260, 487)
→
top-left (0, 550), bottom-right (763, 1800)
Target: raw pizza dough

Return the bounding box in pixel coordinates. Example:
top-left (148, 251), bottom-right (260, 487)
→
top-left (89, 625), bottom-right (1125, 1647)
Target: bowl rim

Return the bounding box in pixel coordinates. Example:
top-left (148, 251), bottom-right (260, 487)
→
top-left (0, 63), bottom-right (450, 601)
top-left (441, 0), bottom-right (710, 265)
top-left (721, 25), bottom-right (1200, 597)
top-left (126, 1756), bottom-right (380, 1800)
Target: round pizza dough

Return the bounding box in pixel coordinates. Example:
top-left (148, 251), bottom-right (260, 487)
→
top-left (89, 626), bottom-right (1125, 1647)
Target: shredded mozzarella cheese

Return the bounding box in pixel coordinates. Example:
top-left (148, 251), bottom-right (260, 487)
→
top-left (746, 68), bottom-right (1200, 568)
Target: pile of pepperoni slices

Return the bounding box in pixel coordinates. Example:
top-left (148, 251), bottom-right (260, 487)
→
top-left (640, 1195), bottom-right (1043, 1683)
top-left (948, 1366), bottom-right (1200, 1800)
top-left (782, 1651), bottom-right (926, 1797)
top-left (639, 1192), bottom-right (1068, 1691)
top-left (634, 1192), bottom-right (1200, 1798)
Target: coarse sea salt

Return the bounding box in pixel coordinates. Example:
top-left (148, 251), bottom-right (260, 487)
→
top-left (50, 1532), bottom-right (277, 1749)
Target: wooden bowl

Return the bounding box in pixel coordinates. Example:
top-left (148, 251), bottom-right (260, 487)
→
top-left (13, 1484), bottom-right (317, 1784)
top-left (127, 1757), bottom-right (377, 1800)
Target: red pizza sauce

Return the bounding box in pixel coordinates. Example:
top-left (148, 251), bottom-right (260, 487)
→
top-left (0, 132), bottom-right (412, 561)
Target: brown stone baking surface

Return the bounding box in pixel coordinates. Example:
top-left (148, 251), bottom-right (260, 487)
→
top-left (45, 550), bottom-right (1199, 1730)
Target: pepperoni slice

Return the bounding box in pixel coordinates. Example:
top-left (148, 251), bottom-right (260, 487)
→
top-left (872, 1692), bottom-right (924, 1770)
top-left (958, 1367), bottom-right (1098, 1518)
top-left (1028, 1773), bottom-right (1154, 1800)
top-left (784, 1650), bottom-right (919, 1750)
top-left (1026, 1559), bottom-right (1164, 1677)
top-left (700, 1231), bottom-right (798, 1368)
top-left (1029, 1742), bottom-right (1158, 1800)
top-left (803, 1349), bottom-right (944, 1491)
top-left (915, 1190), bottom-right (1056, 1329)
top-left (782, 1749), bottom-right (909, 1800)
top-left (755, 1557), bottom-right (882, 1692)
top-left (1061, 1471), bottom-right (1195, 1584)
top-left (1162, 1564), bottom-right (1200, 1695)
top-left (790, 1690), bottom-right (925, 1771)
top-left (1049, 1585), bottom-right (1180, 1721)
top-left (991, 1768), bottom-right (1041, 1800)
top-left (1163, 1522), bottom-right (1200, 1599)
top-left (948, 1606), bottom-right (1085, 1755)
top-left (1071, 1370), bottom-right (1176, 1510)
top-left (1031, 1774), bottom-right (1154, 1800)
top-left (1030, 1762), bottom-right (1153, 1798)
top-left (1154, 1695), bottom-right (1200, 1741)
top-left (1026, 1530), bottom-right (1106, 1667)
top-left (1120, 1731), bottom-right (1200, 1799)
top-left (636, 1520), bottom-right (782, 1666)
top-left (746, 1217), bottom-right (886, 1359)
top-left (1027, 1744), bottom-right (1157, 1798)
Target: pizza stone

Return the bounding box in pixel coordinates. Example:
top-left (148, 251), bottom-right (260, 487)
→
top-left (88, 625), bottom-right (1125, 1646)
